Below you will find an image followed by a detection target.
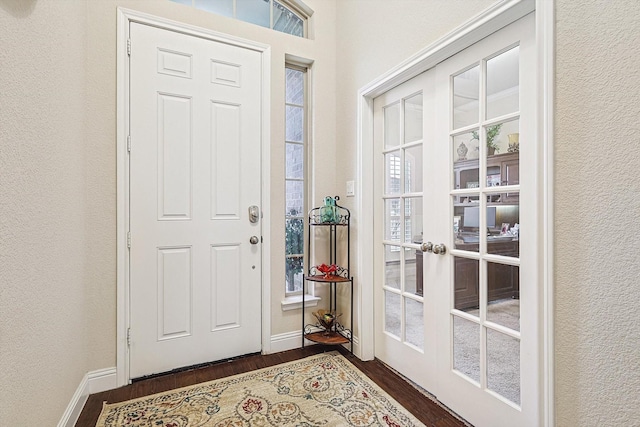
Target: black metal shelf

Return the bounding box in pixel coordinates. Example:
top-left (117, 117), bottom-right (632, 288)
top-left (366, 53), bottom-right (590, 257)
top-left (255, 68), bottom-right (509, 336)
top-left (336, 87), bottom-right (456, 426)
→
top-left (302, 196), bottom-right (353, 353)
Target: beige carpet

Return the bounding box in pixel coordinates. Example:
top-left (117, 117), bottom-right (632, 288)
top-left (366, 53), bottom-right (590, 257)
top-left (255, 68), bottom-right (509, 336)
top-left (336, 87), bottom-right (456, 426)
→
top-left (96, 352), bottom-right (425, 427)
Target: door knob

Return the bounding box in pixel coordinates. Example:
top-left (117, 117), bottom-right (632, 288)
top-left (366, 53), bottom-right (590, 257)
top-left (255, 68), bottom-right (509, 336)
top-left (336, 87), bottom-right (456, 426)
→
top-left (249, 236), bottom-right (259, 245)
top-left (421, 241), bottom-right (433, 253)
top-left (432, 243), bottom-right (447, 255)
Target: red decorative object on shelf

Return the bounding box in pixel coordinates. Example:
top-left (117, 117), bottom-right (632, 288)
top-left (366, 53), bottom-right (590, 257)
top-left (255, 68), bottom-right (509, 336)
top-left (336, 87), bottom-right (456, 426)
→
top-left (316, 263), bottom-right (337, 279)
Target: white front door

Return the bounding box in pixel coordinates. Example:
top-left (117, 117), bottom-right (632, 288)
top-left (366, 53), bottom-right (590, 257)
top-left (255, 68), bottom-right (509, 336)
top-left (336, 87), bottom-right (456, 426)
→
top-left (373, 14), bottom-right (539, 427)
top-left (128, 22), bottom-right (263, 378)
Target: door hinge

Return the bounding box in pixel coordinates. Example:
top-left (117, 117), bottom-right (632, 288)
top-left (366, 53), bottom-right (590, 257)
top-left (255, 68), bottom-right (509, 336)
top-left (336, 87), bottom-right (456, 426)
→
top-left (127, 231), bottom-right (131, 249)
top-left (127, 38), bottom-right (131, 56)
top-left (127, 135), bottom-right (131, 153)
top-left (127, 328), bottom-right (131, 347)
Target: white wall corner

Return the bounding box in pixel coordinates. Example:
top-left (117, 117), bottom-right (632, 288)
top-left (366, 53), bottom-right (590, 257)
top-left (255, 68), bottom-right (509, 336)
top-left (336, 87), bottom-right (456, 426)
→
top-left (58, 367), bottom-right (117, 427)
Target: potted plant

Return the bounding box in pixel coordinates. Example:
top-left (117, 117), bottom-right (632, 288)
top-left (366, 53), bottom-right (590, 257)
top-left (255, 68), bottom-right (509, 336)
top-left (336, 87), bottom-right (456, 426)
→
top-left (472, 124), bottom-right (502, 156)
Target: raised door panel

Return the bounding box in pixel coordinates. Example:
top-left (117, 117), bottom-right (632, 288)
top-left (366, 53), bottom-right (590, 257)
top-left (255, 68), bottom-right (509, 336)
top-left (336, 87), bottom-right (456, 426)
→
top-left (157, 93), bottom-right (193, 220)
top-left (157, 246), bottom-right (192, 340)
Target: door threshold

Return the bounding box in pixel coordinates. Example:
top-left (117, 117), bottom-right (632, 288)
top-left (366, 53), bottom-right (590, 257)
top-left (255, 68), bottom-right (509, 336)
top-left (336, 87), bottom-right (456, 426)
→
top-left (131, 351), bottom-right (262, 383)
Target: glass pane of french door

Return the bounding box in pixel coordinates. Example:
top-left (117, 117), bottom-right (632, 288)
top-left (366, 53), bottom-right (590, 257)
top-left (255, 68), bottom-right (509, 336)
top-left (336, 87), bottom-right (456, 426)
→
top-left (450, 41), bottom-right (522, 406)
top-left (382, 92), bottom-right (424, 350)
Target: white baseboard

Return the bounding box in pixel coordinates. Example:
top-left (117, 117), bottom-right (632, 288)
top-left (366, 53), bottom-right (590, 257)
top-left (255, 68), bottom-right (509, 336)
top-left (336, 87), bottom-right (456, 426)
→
top-left (58, 367), bottom-right (117, 427)
top-left (269, 331), bottom-right (360, 357)
top-left (269, 330), bottom-right (308, 353)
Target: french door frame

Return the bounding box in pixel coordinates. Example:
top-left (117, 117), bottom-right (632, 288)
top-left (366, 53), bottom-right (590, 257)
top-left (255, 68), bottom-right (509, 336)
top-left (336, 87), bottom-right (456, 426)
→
top-left (356, 0), bottom-right (555, 425)
top-left (116, 8), bottom-right (272, 386)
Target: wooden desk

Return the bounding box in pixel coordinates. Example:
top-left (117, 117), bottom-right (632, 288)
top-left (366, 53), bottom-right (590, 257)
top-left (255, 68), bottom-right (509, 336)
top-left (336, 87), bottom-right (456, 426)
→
top-left (454, 239), bottom-right (519, 310)
top-left (414, 240), bottom-right (518, 308)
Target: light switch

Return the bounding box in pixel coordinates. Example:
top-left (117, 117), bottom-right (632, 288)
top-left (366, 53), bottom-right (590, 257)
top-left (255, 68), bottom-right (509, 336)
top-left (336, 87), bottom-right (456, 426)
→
top-left (346, 180), bottom-right (355, 197)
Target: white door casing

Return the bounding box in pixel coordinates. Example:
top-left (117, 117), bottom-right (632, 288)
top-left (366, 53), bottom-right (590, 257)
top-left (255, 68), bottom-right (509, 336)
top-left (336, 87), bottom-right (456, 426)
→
top-left (117, 9), bottom-right (271, 382)
top-left (371, 12), bottom-right (540, 427)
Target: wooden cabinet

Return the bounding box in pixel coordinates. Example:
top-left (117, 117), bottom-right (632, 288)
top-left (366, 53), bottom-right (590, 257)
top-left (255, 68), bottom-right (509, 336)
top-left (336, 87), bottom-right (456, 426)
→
top-left (453, 240), bottom-right (519, 310)
top-left (454, 152), bottom-right (519, 204)
top-left (501, 156), bottom-right (519, 202)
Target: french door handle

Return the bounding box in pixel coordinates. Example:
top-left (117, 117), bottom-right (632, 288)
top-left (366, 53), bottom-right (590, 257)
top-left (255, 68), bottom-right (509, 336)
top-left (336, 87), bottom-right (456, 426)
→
top-left (421, 241), bottom-right (446, 254)
top-left (432, 243), bottom-right (447, 255)
top-left (421, 241), bottom-right (433, 253)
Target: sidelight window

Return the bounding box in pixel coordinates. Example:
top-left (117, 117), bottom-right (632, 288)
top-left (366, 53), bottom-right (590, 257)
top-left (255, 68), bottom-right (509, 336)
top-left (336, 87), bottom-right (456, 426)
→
top-left (285, 64), bottom-right (308, 294)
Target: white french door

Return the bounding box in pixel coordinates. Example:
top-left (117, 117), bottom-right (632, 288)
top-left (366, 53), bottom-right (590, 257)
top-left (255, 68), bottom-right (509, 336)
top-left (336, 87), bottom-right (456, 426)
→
top-left (373, 14), bottom-right (539, 427)
top-left (373, 68), bottom-right (437, 392)
top-left (128, 22), bottom-right (263, 378)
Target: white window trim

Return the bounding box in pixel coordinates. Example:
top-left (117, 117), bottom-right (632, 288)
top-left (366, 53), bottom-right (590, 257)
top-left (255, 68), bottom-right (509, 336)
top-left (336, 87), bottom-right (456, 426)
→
top-left (281, 293), bottom-right (321, 311)
top-left (280, 0), bottom-right (314, 19)
top-left (283, 58), bottom-right (314, 303)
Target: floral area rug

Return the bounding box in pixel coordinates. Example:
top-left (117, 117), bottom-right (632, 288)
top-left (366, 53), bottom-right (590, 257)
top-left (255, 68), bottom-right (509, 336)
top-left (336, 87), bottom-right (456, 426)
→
top-left (96, 351), bottom-right (425, 426)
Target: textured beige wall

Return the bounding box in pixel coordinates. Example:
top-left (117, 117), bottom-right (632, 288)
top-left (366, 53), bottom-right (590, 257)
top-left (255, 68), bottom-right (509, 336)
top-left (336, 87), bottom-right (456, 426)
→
top-left (0, 0), bottom-right (336, 424)
top-left (555, 0), bottom-right (640, 425)
top-left (0, 0), bottom-right (106, 424)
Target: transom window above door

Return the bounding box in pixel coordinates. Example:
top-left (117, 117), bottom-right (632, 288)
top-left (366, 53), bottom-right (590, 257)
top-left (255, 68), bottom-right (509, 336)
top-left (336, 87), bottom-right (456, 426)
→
top-left (169, 0), bottom-right (312, 38)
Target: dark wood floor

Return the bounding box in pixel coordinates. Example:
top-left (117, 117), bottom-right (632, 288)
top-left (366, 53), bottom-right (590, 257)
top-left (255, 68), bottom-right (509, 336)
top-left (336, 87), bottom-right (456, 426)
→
top-left (76, 346), bottom-right (468, 426)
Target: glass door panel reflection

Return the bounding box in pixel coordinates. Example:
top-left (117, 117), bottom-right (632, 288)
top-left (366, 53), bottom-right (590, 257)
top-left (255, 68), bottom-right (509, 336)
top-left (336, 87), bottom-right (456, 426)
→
top-left (405, 298), bottom-right (424, 350)
top-left (486, 263), bottom-right (519, 331)
top-left (403, 247), bottom-right (418, 296)
top-left (485, 119), bottom-right (520, 161)
top-left (384, 245), bottom-right (401, 290)
top-left (489, 202), bottom-right (520, 256)
top-left (384, 199), bottom-right (401, 242)
top-left (404, 145), bottom-right (423, 193)
top-left (453, 65), bottom-right (479, 129)
top-left (453, 197), bottom-right (480, 252)
top-left (404, 197), bottom-right (423, 244)
top-left (486, 329), bottom-right (520, 405)
top-left (486, 46), bottom-right (520, 120)
top-left (453, 315), bottom-right (480, 382)
top-left (404, 93), bottom-right (423, 143)
top-left (454, 256), bottom-right (479, 310)
top-left (453, 131), bottom-right (479, 164)
top-left (385, 152), bottom-right (401, 195)
top-left (385, 290), bottom-right (401, 338)
top-left (384, 102), bottom-right (401, 149)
